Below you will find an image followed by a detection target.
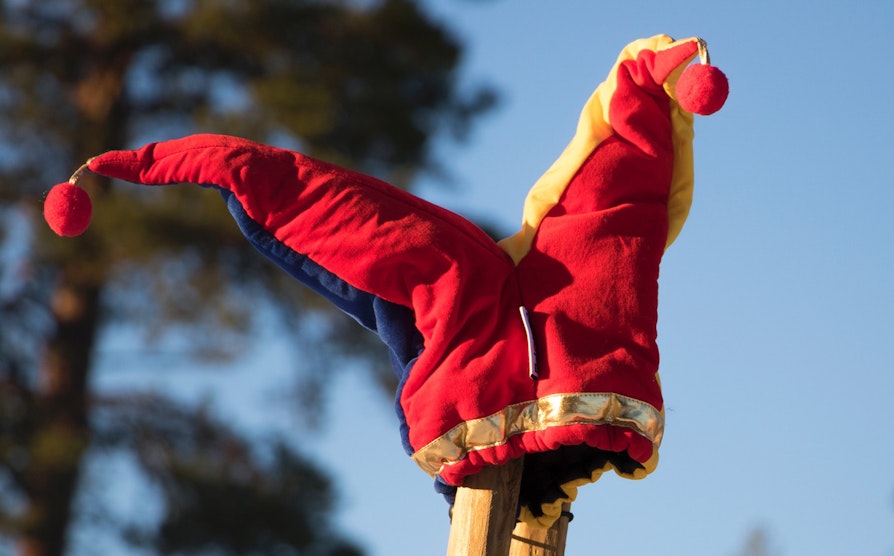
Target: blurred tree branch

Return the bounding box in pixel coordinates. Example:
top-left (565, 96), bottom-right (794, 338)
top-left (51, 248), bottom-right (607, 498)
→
top-left (0, 0), bottom-right (498, 554)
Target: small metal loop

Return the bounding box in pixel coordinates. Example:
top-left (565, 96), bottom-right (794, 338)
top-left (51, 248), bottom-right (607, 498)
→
top-left (68, 166), bottom-right (87, 184)
top-left (68, 160), bottom-right (93, 184)
top-left (560, 510), bottom-right (574, 523)
top-left (696, 37), bottom-right (710, 65)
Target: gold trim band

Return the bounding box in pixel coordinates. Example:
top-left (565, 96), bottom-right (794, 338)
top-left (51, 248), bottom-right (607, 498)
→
top-left (411, 392), bottom-right (664, 477)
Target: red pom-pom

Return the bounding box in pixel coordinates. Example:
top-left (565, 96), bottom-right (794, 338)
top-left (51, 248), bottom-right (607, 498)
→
top-left (676, 63), bottom-right (729, 115)
top-left (44, 182), bottom-right (93, 236)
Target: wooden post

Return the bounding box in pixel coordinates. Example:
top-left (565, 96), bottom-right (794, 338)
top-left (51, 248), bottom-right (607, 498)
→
top-left (446, 458), bottom-right (571, 556)
top-left (446, 458), bottom-right (524, 556)
top-left (508, 503), bottom-right (572, 556)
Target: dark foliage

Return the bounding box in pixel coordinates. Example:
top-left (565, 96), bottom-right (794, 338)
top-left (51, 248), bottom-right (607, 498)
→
top-left (0, 1), bottom-right (496, 553)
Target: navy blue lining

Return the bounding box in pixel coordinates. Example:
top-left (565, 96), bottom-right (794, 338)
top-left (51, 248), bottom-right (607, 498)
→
top-left (220, 189), bottom-right (423, 454)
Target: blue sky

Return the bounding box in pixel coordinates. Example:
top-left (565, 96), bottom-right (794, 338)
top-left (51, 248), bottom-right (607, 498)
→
top-left (96, 1), bottom-right (894, 554)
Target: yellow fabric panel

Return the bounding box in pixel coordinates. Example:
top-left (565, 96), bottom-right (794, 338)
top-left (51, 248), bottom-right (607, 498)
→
top-left (665, 75), bottom-right (697, 249)
top-left (497, 35), bottom-right (701, 263)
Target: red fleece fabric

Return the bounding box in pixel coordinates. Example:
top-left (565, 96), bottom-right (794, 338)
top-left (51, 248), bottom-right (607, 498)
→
top-left (88, 123), bottom-right (665, 478)
top-left (81, 35), bottom-right (726, 521)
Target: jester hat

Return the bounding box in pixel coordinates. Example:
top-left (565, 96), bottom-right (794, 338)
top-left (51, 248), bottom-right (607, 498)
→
top-left (45, 35), bottom-right (727, 526)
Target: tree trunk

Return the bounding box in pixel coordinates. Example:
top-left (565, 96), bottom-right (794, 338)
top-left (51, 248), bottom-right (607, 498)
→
top-left (17, 39), bottom-right (129, 554)
top-left (18, 266), bottom-right (102, 556)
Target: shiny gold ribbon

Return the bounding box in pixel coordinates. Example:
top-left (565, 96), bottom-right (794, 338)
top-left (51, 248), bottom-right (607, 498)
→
top-left (411, 392), bottom-right (664, 476)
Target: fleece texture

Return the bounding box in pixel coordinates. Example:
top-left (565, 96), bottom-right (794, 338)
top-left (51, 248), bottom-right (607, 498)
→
top-left (85, 34), bottom-right (723, 526)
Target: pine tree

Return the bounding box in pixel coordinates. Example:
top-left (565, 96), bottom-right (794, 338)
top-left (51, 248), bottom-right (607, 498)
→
top-left (0, 1), bottom-right (495, 553)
